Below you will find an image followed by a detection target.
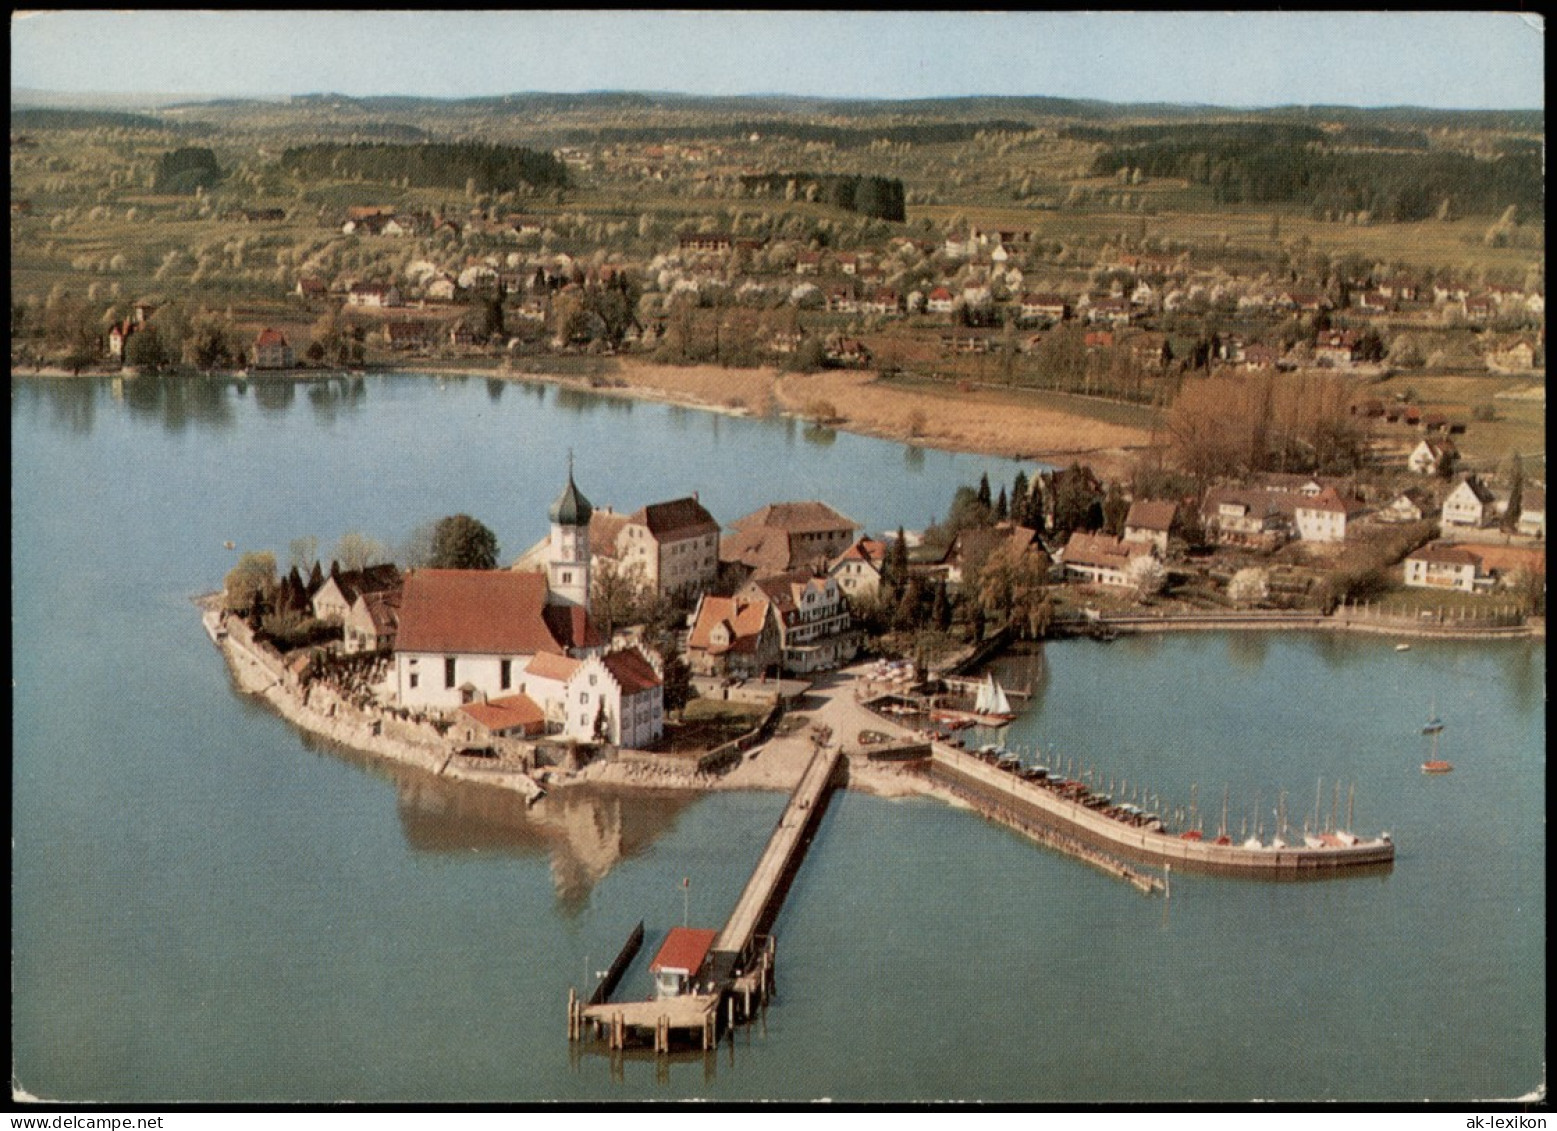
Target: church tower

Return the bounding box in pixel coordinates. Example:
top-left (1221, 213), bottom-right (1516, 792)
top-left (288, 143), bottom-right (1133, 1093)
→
top-left (546, 460), bottom-right (593, 609)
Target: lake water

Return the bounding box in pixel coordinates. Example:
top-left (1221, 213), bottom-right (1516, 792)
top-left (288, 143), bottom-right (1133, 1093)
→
top-left (11, 373), bottom-right (1545, 1103)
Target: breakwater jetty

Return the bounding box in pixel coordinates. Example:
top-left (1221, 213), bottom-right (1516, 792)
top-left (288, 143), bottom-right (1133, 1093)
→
top-left (569, 742), bottom-right (844, 1054)
top-left (929, 745), bottom-right (1394, 877)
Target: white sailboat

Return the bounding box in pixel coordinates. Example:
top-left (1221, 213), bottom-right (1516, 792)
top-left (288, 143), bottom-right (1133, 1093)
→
top-left (973, 674), bottom-right (1016, 724)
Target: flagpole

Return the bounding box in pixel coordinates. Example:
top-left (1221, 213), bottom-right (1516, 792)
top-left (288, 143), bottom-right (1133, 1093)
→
top-left (682, 877), bottom-right (689, 927)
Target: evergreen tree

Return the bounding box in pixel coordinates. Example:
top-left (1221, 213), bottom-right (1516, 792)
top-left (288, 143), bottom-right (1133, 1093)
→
top-left (994, 486), bottom-right (1009, 522)
top-left (1102, 482), bottom-right (1130, 537)
top-left (977, 473), bottom-right (992, 511)
top-left (1011, 471), bottom-right (1029, 526)
top-left (888, 526), bottom-right (910, 598)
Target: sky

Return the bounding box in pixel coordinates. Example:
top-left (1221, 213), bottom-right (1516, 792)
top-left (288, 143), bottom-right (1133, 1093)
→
top-left (9, 11), bottom-right (1547, 110)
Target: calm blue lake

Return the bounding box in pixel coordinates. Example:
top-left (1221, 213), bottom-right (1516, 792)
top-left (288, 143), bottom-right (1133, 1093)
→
top-left (11, 373), bottom-right (1544, 1102)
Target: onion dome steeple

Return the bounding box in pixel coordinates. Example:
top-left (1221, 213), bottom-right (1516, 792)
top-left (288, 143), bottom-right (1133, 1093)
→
top-left (548, 455), bottom-right (594, 527)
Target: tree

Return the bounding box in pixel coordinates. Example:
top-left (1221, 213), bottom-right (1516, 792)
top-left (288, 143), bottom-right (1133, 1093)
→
top-left (123, 325), bottom-right (171, 370)
top-left (885, 526), bottom-right (910, 599)
top-left (333, 531), bottom-right (389, 573)
top-left (288, 535), bottom-right (319, 574)
top-left (1228, 567), bottom-right (1270, 607)
top-left (974, 541), bottom-right (1052, 639)
top-left (1102, 482), bottom-right (1130, 537)
top-left (223, 550), bottom-right (277, 613)
top-left (1502, 454), bottom-right (1524, 532)
top-left (657, 638), bottom-right (694, 716)
top-left (428, 514), bottom-right (499, 570)
top-left (590, 557), bottom-right (647, 637)
top-left (976, 473), bottom-right (992, 511)
top-left (1126, 554), bottom-right (1166, 600)
top-left (1010, 471), bottom-right (1029, 526)
top-left (994, 486), bottom-right (1008, 522)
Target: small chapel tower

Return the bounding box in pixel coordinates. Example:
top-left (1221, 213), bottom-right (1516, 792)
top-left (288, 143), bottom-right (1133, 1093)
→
top-left (546, 457), bottom-right (593, 609)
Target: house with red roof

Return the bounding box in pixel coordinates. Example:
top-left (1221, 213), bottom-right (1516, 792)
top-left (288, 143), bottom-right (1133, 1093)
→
top-left (393, 569), bottom-right (604, 710)
top-left (1294, 487), bottom-right (1362, 543)
top-left (1402, 543), bottom-right (1487, 593)
top-left (828, 537), bottom-right (888, 600)
top-left (1056, 532), bottom-right (1157, 588)
top-left (685, 593), bottom-right (781, 679)
top-left (738, 569), bottom-right (857, 674)
top-left (1123, 500), bottom-right (1178, 555)
top-left (562, 647), bottom-right (664, 748)
top-left (616, 496), bottom-right (721, 599)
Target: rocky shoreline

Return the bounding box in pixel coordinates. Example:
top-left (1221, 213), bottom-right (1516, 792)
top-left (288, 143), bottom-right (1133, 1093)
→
top-left (206, 599), bottom-right (942, 806)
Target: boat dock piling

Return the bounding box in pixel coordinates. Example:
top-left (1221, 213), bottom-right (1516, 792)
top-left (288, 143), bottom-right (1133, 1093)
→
top-left (569, 744), bottom-right (841, 1056)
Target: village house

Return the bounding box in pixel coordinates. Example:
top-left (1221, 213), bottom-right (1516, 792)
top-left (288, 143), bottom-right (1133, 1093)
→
top-left (1200, 488), bottom-right (1294, 549)
top-left (828, 537), bottom-right (888, 600)
top-left (383, 320), bottom-right (439, 351)
top-left (250, 327), bottom-right (295, 370)
top-left (1441, 475), bottom-right (1498, 529)
top-left (561, 648), bottom-right (664, 748)
top-left (107, 319), bottom-right (136, 359)
top-left (824, 337), bottom-right (872, 367)
top-left (1084, 296), bottom-right (1134, 327)
top-left (347, 282), bottom-right (401, 308)
top-left (1123, 499), bottom-right (1177, 555)
top-left (1403, 543), bottom-right (1485, 593)
top-left (1293, 487), bottom-right (1360, 543)
top-left (343, 589), bottom-right (401, 655)
top-left (294, 276), bottom-right (327, 300)
top-left (1378, 488), bottom-right (1434, 525)
top-left (1018, 293), bottom-right (1069, 325)
top-left (1314, 329), bottom-right (1360, 369)
top-left (312, 563), bottom-right (402, 624)
top-left (720, 501), bottom-right (859, 583)
top-left (1466, 543), bottom-right (1546, 591)
top-left (678, 232), bottom-right (733, 254)
top-left (1056, 532), bottom-right (1157, 588)
top-left (925, 286), bottom-right (955, 315)
top-left (1408, 438), bottom-right (1458, 476)
top-left (615, 496), bottom-right (721, 599)
top-left (455, 693), bottom-right (547, 744)
top-left (685, 593), bottom-right (782, 679)
top-left (739, 569), bottom-right (857, 675)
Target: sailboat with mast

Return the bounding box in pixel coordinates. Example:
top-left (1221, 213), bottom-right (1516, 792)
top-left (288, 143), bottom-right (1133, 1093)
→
top-left (1421, 722), bottom-right (1453, 774)
top-left (1421, 696), bottom-right (1445, 735)
top-left (970, 673), bottom-right (1017, 726)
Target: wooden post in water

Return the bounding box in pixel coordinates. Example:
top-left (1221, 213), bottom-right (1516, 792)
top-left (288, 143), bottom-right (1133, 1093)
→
top-left (567, 988), bottom-right (576, 1040)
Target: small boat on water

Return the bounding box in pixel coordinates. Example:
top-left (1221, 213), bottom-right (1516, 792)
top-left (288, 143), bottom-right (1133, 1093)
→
top-left (1395, 643), bottom-right (1411, 652)
top-left (1421, 760), bottom-right (1454, 774)
top-left (970, 674), bottom-right (1017, 726)
top-left (1421, 696), bottom-right (1444, 734)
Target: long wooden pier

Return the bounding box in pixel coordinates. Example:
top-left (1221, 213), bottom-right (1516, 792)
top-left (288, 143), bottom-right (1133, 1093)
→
top-left (570, 742), bottom-right (843, 1054)
top-left (713, 742), bottom-right (842, 963)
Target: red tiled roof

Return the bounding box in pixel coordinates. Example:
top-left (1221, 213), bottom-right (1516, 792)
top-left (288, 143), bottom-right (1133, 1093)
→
top-left (688, 596), bottom-right (771, 654)
top-left (526, 651), bottom-right (582, 682)
top-left (650, 927), bottom-right (718, 975)
top-left (1060, 532), bottom-right (1154, 571)
top-left (1124, 499), bottom-right (1177, 532)
top-left (1408, 543), bottom-right (1481, 567)
top-left (832, 537), bottom-right (886, 568)
top-left (1298, 487), bottom-right (1361, 516)
top-left (459, 693), bottom-right (545, 735)
top-left (632, 496), bottom-right (719, 540)
top-left (255, 327), bottom-right (289, 347)
top-left (1465, 543), bottom-right (1545, 576)
top-left (719, 526), bottom-right (796, 576)
top-left (731, 501), bottom-right (857, 536)
top-left (396, 569), bottom-right (593, 655)
top-left (602, 649), bottom-right (661, 695)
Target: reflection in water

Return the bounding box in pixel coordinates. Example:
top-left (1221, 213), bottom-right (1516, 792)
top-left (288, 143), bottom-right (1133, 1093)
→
top-left (251, 378), bottom-right (296, 414)
top-left (304, 375), bottom-right (368, 426)
top-left (486, 378), bottom-right (505, 403)
top-left (40, 377), bottom-right (98, 434)
top-left (1504, 642), bottom-right (1539, 716)
top-left (396, 775), bottom-right (702, 914)
top-left (120, 373), bottom-right (236, 433)
top-left (802, 423), bottom-right (837, 448)
top-left (904, 444), bottom-right (925, 471)
top-left (293, 728), bottom-right (702, 912)
top-left (1226, 631), bottom-right (1270, 671)
top-left (1306, 630), bottom-right (1365, 672)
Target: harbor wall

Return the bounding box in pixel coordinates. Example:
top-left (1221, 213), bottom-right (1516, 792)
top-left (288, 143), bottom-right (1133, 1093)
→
top-left (929, 747), bottom-right (1394, 876)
